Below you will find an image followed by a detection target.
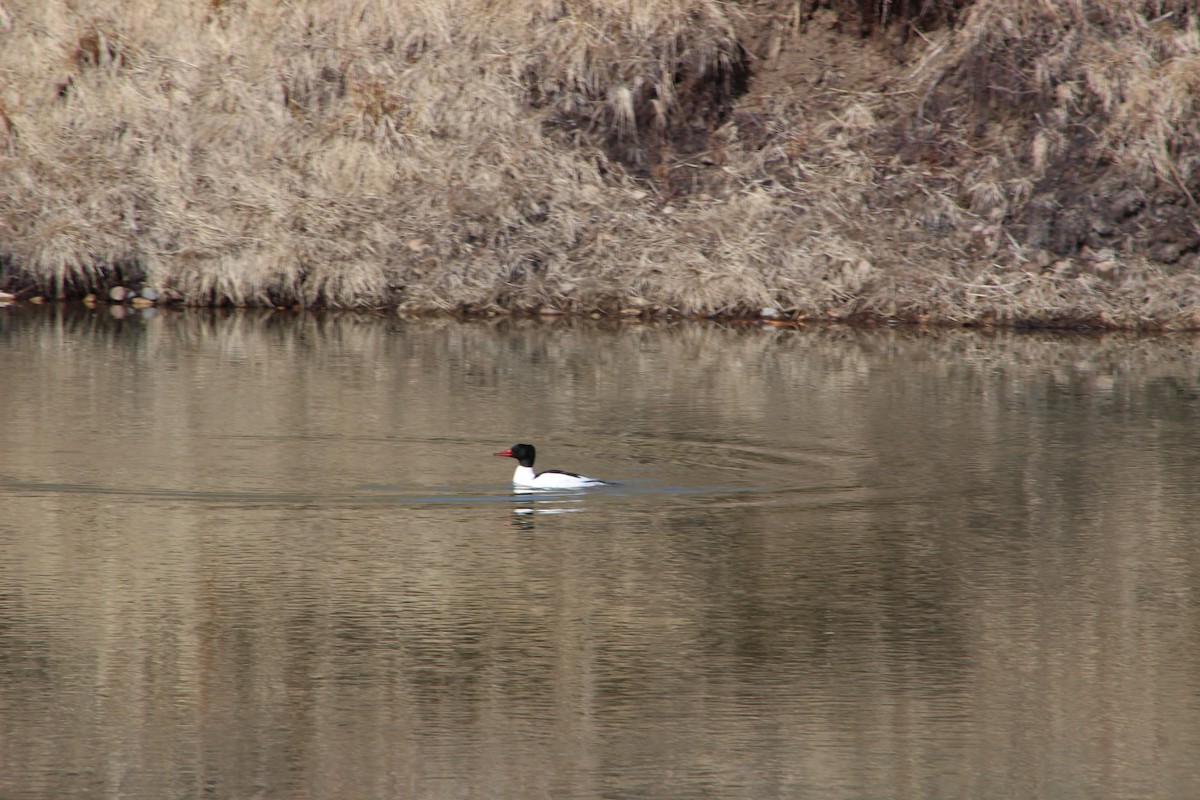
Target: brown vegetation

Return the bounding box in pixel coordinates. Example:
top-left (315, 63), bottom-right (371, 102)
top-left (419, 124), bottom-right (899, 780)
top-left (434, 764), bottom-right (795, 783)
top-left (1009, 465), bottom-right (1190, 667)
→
top-left (0, 0), bottom-right (1198, 328)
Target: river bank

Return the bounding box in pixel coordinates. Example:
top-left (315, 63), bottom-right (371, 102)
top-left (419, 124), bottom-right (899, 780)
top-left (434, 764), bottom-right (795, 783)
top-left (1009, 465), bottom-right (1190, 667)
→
top-left (2, 0), bottom-right (1198, 329)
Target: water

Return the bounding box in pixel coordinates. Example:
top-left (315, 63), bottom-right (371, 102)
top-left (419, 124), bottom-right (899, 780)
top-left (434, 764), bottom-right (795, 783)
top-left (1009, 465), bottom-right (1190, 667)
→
top-left (2, 306), bottom-right (1199, 799)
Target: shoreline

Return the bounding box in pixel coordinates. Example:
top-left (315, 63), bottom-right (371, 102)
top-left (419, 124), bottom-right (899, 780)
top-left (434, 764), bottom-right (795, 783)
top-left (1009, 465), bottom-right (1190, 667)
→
top-left (3, 1), bottom-right (1199, 332)
top-left (0, 288), bottom-right (1181, 333)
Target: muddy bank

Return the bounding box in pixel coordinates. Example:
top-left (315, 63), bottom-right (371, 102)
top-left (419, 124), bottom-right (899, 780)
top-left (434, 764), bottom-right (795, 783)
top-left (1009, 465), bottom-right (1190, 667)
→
top-left (1, 0), bottom-right (1198, 329)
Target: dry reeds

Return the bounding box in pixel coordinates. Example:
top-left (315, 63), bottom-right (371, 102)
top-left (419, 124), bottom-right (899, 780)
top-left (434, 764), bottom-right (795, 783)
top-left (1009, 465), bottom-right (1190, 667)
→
top-left (1, 0), bottom-right (1200, 328)
top-left (909, 0), bottom-right (1200, 268)
top-left (0, 0), bottom-right (743, 309)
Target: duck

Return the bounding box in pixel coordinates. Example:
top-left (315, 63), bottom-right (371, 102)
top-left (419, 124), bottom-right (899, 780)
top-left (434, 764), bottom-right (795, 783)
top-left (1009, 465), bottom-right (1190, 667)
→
top-left (493, 443), bottom-right (610, 489)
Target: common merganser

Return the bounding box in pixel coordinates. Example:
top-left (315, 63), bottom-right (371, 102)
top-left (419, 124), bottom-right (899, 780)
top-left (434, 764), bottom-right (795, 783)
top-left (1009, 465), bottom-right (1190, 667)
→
top-left (493, 443), bottom-right (609, 489)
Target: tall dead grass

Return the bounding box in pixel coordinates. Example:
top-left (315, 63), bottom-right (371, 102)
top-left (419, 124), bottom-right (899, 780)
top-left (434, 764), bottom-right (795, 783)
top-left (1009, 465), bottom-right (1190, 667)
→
top-left (911, 0), bottom-right (1200, 233)
top-left (0, 0), bottom-right (745, 309)
top-left (2, 0), bottom-right (1200, 328)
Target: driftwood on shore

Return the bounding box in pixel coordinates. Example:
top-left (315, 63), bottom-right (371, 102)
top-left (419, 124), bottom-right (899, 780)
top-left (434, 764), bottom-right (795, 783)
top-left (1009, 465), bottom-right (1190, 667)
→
top-left (1, 0), bottom-right (1198, 328)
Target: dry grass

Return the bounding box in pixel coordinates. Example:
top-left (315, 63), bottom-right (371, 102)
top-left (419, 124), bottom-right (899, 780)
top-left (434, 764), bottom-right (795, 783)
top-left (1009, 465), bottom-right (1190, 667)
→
top-left (1, 0), bottom-right (1200, 328)
top-left (910, 0), bottom-right (1200, 253)
top-left (0, 0), bottom-right (742, 309)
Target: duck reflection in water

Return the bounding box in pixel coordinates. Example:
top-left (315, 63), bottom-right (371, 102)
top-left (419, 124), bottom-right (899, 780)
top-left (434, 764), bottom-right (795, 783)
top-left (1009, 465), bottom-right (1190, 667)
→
top-left (509, 487), bottom-right (587, 526)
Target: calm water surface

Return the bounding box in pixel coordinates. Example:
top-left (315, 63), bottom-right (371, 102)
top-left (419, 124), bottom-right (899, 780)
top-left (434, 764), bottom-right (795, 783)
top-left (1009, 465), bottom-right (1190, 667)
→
top-left (2, 306), bottom-right (1199, 799)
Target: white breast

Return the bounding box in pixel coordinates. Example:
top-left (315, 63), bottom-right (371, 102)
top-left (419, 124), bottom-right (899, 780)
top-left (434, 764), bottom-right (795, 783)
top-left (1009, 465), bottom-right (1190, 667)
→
top-left (512, 465), bottom-right (605, 490)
